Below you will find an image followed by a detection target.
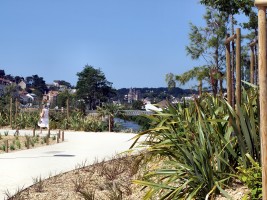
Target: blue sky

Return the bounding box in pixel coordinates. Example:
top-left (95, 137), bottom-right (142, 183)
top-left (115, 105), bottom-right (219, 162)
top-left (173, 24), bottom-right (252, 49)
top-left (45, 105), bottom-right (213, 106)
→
top-left (0, 1), bottom-right (208, 89)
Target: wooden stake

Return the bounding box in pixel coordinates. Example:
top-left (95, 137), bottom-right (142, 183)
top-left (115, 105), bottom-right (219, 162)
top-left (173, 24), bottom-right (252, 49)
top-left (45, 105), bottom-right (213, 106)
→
top-left (62, 130), bottom-right (64, 142)
top-left (27, 137), bottom-right (30, 149)
top-left (10, 97), bottom-right (12, 128)
top-left (236, 28), bottom-right (241, 106)
top-left (257, 6), bottom-right (267, 200)
top-left (57, 133), bottom-right (59, 143)
top-left (226, 37), bottom-right (232, 107)
top-left (5, 140), bottom-right (8, 153)
top-left (250, 46), bottom-right (255, 84)
top-left (46, 135), bottom-right (49, 145)
top-left (67, 98), bottom-right (69, 121)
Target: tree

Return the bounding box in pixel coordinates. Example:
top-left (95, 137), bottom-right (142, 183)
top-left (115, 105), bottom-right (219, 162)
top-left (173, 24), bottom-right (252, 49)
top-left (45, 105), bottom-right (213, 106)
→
top-left (167, 8), bottom-right (227, 96)
top-left (132, 100), bottom-right (144, 110)
top-left (168, 66), bottom-right (209, 96)
top-left (25, 75), bottom-right (48, 97)
top-left (97, 103), bottom-right (123, 132)
top-left (200, 0), bottom-right (253, 17)
top-left (76, 65), bottom-right (116, 110)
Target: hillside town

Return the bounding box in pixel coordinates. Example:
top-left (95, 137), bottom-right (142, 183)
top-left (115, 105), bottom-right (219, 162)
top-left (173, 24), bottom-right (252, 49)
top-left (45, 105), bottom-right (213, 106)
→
top-left (0, 69), bottom-right (197, 111)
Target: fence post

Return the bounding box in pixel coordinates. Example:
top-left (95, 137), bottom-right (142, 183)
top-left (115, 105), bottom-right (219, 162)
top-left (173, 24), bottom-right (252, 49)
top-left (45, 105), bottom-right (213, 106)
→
top-left (235, 28), bottom-right (241, 107)
top-left (250, 45), bottom-right (255, 84)
top-left (255, 1), bottom-right (267, 199)
top-left (226, 35), bottom-right (232, 107)
top-left (10, 97), bottom-right (12, 128)
top-left (62, 130), bottom-right (64, 142)
top-left (5, 140), bottom-right (8, 153)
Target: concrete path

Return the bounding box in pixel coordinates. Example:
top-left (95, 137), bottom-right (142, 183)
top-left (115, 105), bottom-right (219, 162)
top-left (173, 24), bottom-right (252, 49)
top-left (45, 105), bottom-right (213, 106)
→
top-left (0, 130), bottom-right (138, 200)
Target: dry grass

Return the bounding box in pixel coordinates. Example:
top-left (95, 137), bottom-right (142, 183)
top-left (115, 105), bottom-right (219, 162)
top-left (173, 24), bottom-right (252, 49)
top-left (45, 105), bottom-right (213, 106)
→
top-left (8, 154), bottom-right (147, 200)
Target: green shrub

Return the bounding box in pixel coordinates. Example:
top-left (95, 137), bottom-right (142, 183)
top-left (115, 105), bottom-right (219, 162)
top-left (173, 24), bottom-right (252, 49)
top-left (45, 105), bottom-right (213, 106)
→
top-left (131, 86), bottom-right (261, 199)
top-left (236, 153), bottom-right (262, 199)
top-left (10, 144), bottom-right (15, 151)
top-left (16, 140), bottom-right (21, 149)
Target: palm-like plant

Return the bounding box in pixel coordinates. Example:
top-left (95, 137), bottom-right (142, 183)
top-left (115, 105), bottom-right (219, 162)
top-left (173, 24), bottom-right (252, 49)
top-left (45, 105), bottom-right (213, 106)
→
top-left (97, 103), bottom-right (123, 132)
top-left (131, 86), bottom-right (260, 199)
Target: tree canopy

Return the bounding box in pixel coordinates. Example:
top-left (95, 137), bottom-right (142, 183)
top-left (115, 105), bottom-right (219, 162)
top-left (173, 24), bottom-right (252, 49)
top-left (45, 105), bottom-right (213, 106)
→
top-left (76, 65), bottom-right (116, 110)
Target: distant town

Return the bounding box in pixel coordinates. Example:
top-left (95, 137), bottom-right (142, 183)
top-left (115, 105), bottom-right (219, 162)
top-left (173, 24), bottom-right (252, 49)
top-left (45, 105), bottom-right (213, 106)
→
top-left (0, 69), bottom-right (197, 110)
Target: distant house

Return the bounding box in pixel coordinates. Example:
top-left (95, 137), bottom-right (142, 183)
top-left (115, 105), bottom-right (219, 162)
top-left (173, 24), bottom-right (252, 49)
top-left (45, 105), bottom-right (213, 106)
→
top-left (18, 80), bottom-right (27, 90)
top-left (19, 91), bottom-right (35, 105)
top-left (43, 90), bottom-right (59, 106)
top-left (53, 80), bottom-right (60, 87)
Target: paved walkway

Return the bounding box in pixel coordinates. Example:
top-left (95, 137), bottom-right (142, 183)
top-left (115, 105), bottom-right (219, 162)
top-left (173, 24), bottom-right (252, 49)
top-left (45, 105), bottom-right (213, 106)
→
top-left (0, 130), bottom-right (138, 200)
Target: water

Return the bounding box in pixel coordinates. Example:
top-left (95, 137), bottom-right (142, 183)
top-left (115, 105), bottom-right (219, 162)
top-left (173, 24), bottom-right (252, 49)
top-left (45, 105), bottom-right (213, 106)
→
top-left (115, 118), bottom-right (141, 132)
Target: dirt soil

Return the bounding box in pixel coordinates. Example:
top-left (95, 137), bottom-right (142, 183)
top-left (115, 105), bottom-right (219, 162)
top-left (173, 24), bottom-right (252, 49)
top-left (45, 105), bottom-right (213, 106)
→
top-left (6, 154), bottom-right (251, 200)
top-left (0, 131), bottom-right (60, 154)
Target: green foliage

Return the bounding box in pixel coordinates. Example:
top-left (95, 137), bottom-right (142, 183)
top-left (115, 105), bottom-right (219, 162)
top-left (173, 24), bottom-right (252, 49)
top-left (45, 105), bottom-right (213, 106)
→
top-left (131, 86), bottom-right (261, 199)
top-left (82, 116), bottom-right (107, 132)
top-left (97, 103), bottom-right (124, 132)
top-left (131, 100), bottom-right (144, 110)
top-left (1, 144), bottom-right (6, 151)
top-left (16, 140), bottom-right (21, 149)
top-left (25, 75), bottom-right (48, 96)
top-left (236, 154), bottom-right (262, 199)
top-left (10, 144), bottom-right (15, 151)
top-left (200, 0), bottom-right (254, 16)
top-left (76, 65), bottom-right (116, 110)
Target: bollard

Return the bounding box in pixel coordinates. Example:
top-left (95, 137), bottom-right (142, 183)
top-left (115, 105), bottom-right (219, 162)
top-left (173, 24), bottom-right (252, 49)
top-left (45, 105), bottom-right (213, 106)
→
top-left (5, 140), bottom-right (8, 153)
top-left (48, 129), bottom-right (50, 138)
top-left (58, 130), bottom-right (61, 139)
top-left (33, 128), bottom-right (35, 137)
top-left (62, 130), bottom-right (64, 142)
top-left (57, 133), bottom-right (59, 143)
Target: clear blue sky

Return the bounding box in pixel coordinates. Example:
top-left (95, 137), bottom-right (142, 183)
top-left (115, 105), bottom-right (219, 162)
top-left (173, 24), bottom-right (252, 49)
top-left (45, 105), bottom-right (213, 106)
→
top-left (0, 0), bottom-right (208, 89)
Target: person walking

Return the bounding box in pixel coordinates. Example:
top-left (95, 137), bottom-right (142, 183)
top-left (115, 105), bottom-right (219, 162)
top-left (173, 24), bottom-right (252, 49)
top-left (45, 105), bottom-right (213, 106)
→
top-left (38, 104), bottom-right (49, 134)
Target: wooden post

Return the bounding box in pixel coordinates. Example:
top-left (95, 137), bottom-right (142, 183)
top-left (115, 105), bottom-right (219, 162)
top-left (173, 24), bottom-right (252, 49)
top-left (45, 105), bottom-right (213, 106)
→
top-left (255, 2), bottom-right (267, 199)
top-left (57, 133), bottom-right (59, 143)
top-left (236, 28), bottom-right (241, 106)
top-left (250, 46), bottom-right (255, 84)
top-left (15, 98), bottom-right (18, 127)
top-left (67, 98), bottom-right (69, 121)
top-left (33, 128), bottom-right (35, 137)
top-left (10, 97), bottom-right (12, 128)
top-left (226, 37), bottom-right (232, 107)
top-left (5, 140), bottom-right (8, 153)
top-left (62, 130), bottom-right (64, 141)
top-left (46, 135), bottom-right (49, 145)
top-left (27, 137), bottom-right (30, 149)
top-left (58, 130), bottom-right (61, 139)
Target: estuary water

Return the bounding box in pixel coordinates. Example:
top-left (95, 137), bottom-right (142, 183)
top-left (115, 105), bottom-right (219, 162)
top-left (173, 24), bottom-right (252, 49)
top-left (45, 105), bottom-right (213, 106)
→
top-left (115, 118), bottom-right (141, 132)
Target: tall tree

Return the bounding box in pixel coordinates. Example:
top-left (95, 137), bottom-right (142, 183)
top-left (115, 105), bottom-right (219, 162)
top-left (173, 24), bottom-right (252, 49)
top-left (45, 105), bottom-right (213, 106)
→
top-left (200, 0), bottom-right (253, 17)
top-left (179, 8), bottom-right (227, 95)
top-left (76, 65), bottom-right (116, 110)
